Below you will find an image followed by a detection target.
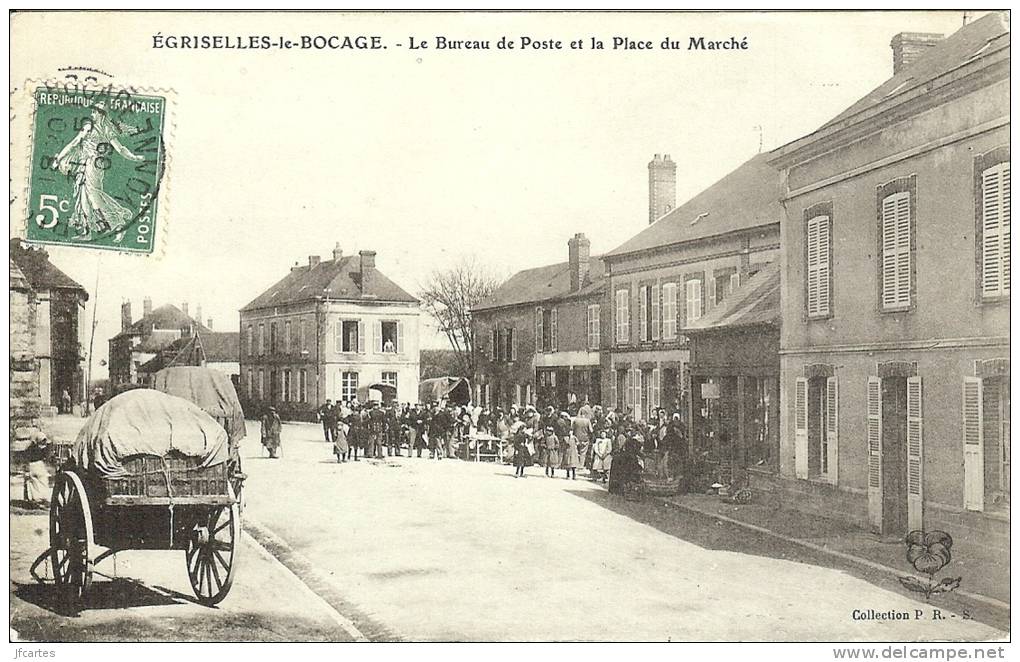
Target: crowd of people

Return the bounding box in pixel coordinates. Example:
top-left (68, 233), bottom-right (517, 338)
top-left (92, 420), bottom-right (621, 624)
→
top-left (261, 398), bottom-right (691, 498)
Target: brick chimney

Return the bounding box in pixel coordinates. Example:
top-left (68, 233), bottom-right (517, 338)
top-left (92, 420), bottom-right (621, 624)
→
top-left (359, 250), bottom-right (377, 296)
top-left (891, 32), bottom-right (944, 74)
top-left (648, 153), bottom-right (677, 224)
top-left (121, 300), bottom-right (132, 331)
top-left (195, 304), bottom-right (203, 326)
top-left (333, 242), bottom-right (343, 261)
top-left (181, 302), bottom-right (189, 318)
top-left (309, 255), bottom-right (321, 267)
top-left (207, 317), bottom-right (214, 330)
top-left (568, 233), bottom-right (591, 292)
top-left (143, 296), bottom-right (152, 317)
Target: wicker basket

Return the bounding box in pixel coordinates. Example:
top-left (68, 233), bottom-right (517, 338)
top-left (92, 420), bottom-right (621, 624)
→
top-left (104, 453), bottom-right (229, 498)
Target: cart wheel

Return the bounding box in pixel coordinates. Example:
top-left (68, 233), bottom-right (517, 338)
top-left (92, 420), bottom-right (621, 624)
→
top-left (49, 471), bottom-right (95, 610)
top-left (186, 488), bottom-right (239, 606)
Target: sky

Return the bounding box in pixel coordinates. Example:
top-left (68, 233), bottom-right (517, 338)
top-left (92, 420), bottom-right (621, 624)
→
top-left (9, 11), bottom-right (980, 378)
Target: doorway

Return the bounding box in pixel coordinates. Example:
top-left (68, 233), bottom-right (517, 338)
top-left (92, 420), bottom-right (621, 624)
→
top-left (881, 377), bottom-right (908, 536)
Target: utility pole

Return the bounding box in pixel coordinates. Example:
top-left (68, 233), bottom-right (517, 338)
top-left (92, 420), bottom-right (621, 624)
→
top-left (84, 255), bottom-right (101, 413)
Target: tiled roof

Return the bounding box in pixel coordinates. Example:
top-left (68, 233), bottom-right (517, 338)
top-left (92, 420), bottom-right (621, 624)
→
top-left (472, 258), bottom-right (606, 312)
top-left (684, 261), bottom-right (780, 332)
top-left (9, 239), bottom-right (88, 296)
top-left (138, 331), bottom-right (239, 373)
top-left (241, 255), bottom-right (418, 311)
top-left (821, 13), bottom-right (1009, 130)
top-left (10, 259), bottom-right (33, 293)
top-left (112, 303), bottom-right (210, 341)
top-left (606, 154), bottom-right (781, 259)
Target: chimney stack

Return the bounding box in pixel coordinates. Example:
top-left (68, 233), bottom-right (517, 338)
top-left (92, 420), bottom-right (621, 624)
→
top-left (890, 32), bottom-right (944, 74)
top-left (333, 242), bottom-right (343, 261)
top-left (121, 300), bottom-right (132, 331)
top-left (196, 304), bottom-right (203, 326)
top-left (359, 250), bottom-right (377, 296)
top-left (568, 233), bottom-right (591, 292)
top-left (143, 296), bottom-right (152, 317)
top-left (648, 153), bottom-right (677, 224)
top-left (181, 302), bottom-right (189, 318)
top-left (309, 255), bottom-right (321, 267)
top-left (207, 317), bottom-right (214, 330)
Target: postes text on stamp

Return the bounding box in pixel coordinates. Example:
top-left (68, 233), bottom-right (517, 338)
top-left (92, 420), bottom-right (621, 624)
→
top-left (26, 86), bottom-right (166, 254)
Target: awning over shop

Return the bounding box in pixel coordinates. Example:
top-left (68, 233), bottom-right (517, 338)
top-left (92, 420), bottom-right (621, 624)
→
top-left (418, 376), bottom-right (471, 405)
top-left (684, 261), bottom-right (780, 333)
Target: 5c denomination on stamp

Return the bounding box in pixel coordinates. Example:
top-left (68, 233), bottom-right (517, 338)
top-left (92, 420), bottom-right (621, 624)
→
top-left (26, 86), bottom-right (167, 254)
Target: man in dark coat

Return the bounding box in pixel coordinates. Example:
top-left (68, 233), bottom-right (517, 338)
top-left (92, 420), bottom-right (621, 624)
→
top-left (368, 403), bottom-right (386, 458)
top-left (319, 399), bottom-right (336, 443)
top-left (261, 406), bottom-right (283, 459)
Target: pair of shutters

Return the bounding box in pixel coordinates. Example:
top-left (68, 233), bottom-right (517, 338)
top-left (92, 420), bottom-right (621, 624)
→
top-left (615, 290), bottom-right (630, 343)
top-left (334, 320), bottom-right (366, 354)
top-left (637, 285), bottom-right (662, 342)
top-left (863, 376), bottom-right (924, 531)
top-left (981, 162), bottom-right (1011, 297)
top-left (535, 307), bottom-right (558, 352)
top-left (806, 215), bottom-right (831, 316)
top-left (685, 280), bottom-right (703, 323)
top-left (489, 328), bottom-right (518, 361)
top-left (373, 320), bottom-right (403, 353)
top-left (793, 377), bottom-right (839, 484)
top-left (880, 192), bottom-right (912, 310)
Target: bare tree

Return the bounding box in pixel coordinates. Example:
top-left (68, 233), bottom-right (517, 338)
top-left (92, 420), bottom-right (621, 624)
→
top-left (419, 257), bottom-right (503, 378)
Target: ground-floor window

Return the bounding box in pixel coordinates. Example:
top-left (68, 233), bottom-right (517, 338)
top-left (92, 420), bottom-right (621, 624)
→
top-left (341, 371), bottom-right (359, 403)
top-left (966, 375), bottom-right (1011, 513)
top-left (616, 369), bottom-right (627, 411)
top-left (282, 370), bottom-right (292, 402)
top-left (381, 371), bottom-right (398, 389)
top-left (299, 369), bottom-right (307, 403)
top-left (247, 368), bottom-right (254, 399)
top-left (258, 370), bottom-right (265, 400)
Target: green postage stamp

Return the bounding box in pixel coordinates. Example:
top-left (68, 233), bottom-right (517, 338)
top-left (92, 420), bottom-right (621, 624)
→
top-left (25, 86), bottom-right (167, 254)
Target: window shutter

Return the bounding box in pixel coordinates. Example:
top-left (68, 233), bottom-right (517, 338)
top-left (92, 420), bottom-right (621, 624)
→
top-left (906, 376), bottom-right (924, 530)
top-left (807, 215), bottom-right (831, 316)
top-left (375, 320), bottom-right (383, 353)
top-left (651, 283), bottom-right (661, 341)
top-left (963, 376), bottom-right (985, 511)
top-left (638, 285), bottom-right (648, 342)
top-left (981, 163), bottom-right (1011, 297)
top-left (334, 322), bottom-right (342, 353)
top-left (550, 308), bottom-right (558, 352)
top-left (652, 368), bottom-right (661, 409)
top-left (625, 369), bottom-right (633, 410)
top-left (881, 192), bottom-right (911, 309)
top-left (633, 368), bottom-right (642, 420)
top-left (490, 328), bottom-right (497, 361)
top-left (397, 321), bottom-right (404, 354)
top-left (794, 377), bottom-right (809, 479)
top-left (866, 376), bottom-right (883, 530)
top-left (535, 307), bottom-right (544, 353)
top-left (609, 369), bottom-right (616, 410)
top-left (358, 321), bottom-right (366, 354)
top-left (622, 291), bottom-right (630, 342)
top-left (826, 376), bottom-right (839, 485)
top-left (686, 279), bottom-right (703, 322)
top-left (511, 330), bottom-right (518, 361)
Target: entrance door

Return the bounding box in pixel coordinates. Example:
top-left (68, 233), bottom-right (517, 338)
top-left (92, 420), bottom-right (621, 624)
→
top-left (881, 377), bottom-right (908, 536)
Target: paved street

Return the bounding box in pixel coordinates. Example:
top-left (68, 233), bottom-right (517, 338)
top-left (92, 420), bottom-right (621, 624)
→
top-left (239, 422), bottom-right (1004, 642)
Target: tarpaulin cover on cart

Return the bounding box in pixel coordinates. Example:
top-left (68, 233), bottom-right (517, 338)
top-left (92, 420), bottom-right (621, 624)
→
top-left (73, 389), bottom-right (229, 478)
top-left (151, 367), bottom-right (246, 446)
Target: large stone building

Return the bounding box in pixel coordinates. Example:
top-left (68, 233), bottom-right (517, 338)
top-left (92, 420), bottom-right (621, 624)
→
top-left (109, 299), bottom-right (213, 390)
top-left (472, 233), bottom-right (608, 410)
top-left (602, 153), bottom-right (782, 426)
top-left (767, 15), bottom-right (1009, 548)
top-left (239, 244), bottom-right (421, 419)
top-left (10, 239), bottom-right (89, 413)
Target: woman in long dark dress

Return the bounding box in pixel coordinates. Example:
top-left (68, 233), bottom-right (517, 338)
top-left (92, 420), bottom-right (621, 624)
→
top-left (512, 430), bottom-right (532, 478)
top-left (608, 438), bottom-right (642, 497)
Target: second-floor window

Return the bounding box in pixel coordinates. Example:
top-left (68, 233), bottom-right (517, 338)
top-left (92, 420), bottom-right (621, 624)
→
top-left (980, 160), bottom-right (1010, 299)
top-left (806, 213), bottom-right (832, 317)
top-left (377, 320), bottom-right (401, 353)
top-left (504, 327), bottom-right (517, 362)
top-left (662, 282), bottom-right (678, 340)
top-left (299, 319), bottom-right (307, 352)
top-left (615, 289), bottom-right (629, 343)
top-left (535, 307), bottom-right (557, 352)
top-left (490, 328), bottom-right (499, 361)
top-left (685, 279), bottom-right (703, 324)
top-left (270, 322), bottom-right (278, 354)
top-left (879, 189), bottom-right (913, 310)
top-left (638, 284), bottom-right (659, 342)
top-left (246, 325), bottom-right (253, 357)
top-left (258, 324), bottom-right (265, 355)
top-left (586, 304), bottom-right (600, 349)
top-left (284, 320), bottom-right (292, 353)
top-left (336, 320), bottom-right (363, 353)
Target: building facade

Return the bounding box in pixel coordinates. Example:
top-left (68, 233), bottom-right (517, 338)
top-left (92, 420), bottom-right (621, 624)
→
top-left (602, 154), bottom-right (782, 429)
top-left (768, 16), bottom-right (1010, 548)
top-left (472, 233), bottom-right (608, 410)
top-left (10, 239), bottom-right (89, 412)
top-left (239, 244), bottom-right (421, 419)
top-left (109, 299), bottom-right (211, 390)
top-left (137, 329), bottom-right (241, 385)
